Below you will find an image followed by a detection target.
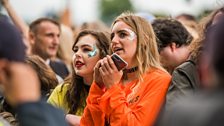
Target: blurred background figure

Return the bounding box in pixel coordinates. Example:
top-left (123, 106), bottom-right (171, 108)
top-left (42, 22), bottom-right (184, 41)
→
top-left (0, 13), bottom-right (68, 126)
top-left (29, 18), bottom-right (69, 80)
top-left (157, 7), bottom-right (224, 121)
top-left (197, 7), bottom-right (224, 88)
top-left (1, 0), bottom-right (70, 81)
top-left (175, 13), bottom-right (196, 21)
top-left (175, 13), bottom-right (199, 42)
top-left (135, 12), bottom-right (155, 23)
top-left (25, 55), bottom-right (59, 100)
top-left (157, 15), bottom-right (224, 126)
top-left (57, 24), bottom-right (74, 72)
top-left (76, 20), bottom-right (110, 34)
top-left (152, 18), bottom-right (193, 74)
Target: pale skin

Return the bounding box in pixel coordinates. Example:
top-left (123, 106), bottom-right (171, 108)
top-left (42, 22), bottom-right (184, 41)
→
top-left (66, 35), bottom-right (102, 126)
top-left (72, 35), bottom-right (101, 85)
top-left (65, 114), bottom-right (81, 126)
top-left (94, 21), bottom-right (138, 89)
top-left (94, 55), bottom-right (123, 89)
top-left (30, 21), bottom-right (60, 60)
top-left (67, 23), bottom-right (138, 124)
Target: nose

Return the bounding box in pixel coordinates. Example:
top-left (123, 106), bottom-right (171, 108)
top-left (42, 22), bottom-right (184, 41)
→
top-left (74, 50), bottom-right (81, 58)
top-left (111, 34), bottom-right (119, 45)
top-left (53, 34), bottom-right (60, 45)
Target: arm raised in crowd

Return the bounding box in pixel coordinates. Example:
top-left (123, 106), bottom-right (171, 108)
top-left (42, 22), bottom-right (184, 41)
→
top-left (1, 0), bottom-right (29, 39)
top-left (1, 0), bottom-right (31, 54)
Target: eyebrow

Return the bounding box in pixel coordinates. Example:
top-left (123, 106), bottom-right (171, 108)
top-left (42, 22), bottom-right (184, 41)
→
top-left (45, 31), bottom-right (60, 35)
top-left (74, 44), bottom-right (94, 48)
top-left (117, 29), bottom-right (129, 34)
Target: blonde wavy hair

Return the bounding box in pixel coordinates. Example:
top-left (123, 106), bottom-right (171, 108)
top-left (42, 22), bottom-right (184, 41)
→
top-left (111, 12), bottom-right (164, 79)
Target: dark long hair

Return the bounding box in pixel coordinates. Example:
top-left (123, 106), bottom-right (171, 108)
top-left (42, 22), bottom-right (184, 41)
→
top-left (65, 30), bottom-right (110, 114)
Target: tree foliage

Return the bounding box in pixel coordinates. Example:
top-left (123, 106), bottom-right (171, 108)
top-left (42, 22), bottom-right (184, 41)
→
top-left (100, 0), bottom-right (134, 25)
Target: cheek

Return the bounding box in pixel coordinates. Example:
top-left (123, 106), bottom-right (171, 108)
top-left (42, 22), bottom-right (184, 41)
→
top-left (87, 62), bottom-right (97, 70)
top-left (39, 38), bottom-right (51, 46)
top-left (159, 51), bottom-right (174, 66)
top-left (126, 39), bottom-right (137, 53)
top-left (159, 48), bottom-right (171, 58)
top-left (37, 36), bottom-right (46, 43)
top-left (72, 54), bottom-right (76, 66)
top-left (133, 40), bottom-right (138, 52)
top-left (159, 56), bottom-right (166, 65)
top-left (160, 53), bottom-right (169, 62)
top-left (83, 53), bottom-right (91, 59)
top-left (72, 54), bottom-right (76, 60)
top-left (79, 58), bottom-right (99, 75)
top-left (87, 56), bottom-right (100, 67)
top-left (36, 43), bottom-right (45, 51)
top-left (159, 50), bottom-right (168, 60)
top-left (39, 41), bottom-right (49, 49)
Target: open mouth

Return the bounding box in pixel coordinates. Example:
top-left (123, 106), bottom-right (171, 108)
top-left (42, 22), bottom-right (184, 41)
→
top-left (75, 61), bottom-right (84, 68)
top-left (113, 47), bottom-right (123, 53)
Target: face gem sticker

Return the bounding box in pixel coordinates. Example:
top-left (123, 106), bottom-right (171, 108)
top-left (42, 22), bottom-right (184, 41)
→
top-left (88, 45), bottom-right (98, 57)
top-left (124, 28), bottom-right (136, 41)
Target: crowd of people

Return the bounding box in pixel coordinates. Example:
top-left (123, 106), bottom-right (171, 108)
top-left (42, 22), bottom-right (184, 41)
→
top-left (0, 0), bottom-right (224, 125)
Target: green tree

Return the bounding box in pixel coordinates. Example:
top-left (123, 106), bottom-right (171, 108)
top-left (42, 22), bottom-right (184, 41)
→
top-left (100, 0), bottom-right (134, 25)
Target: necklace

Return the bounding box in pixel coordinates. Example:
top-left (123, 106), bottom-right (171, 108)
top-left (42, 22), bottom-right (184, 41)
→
top-left (123, 67), bottom-right (138, 80)
top-left (124, 66), bottom-right (138, 73)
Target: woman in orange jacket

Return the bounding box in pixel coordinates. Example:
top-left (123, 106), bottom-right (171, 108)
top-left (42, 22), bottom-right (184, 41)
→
top-left (80, 12), bottom-right (171, 126)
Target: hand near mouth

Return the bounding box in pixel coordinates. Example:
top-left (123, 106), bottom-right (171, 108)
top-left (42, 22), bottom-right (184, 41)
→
top-left (93, 61), bottom-right (104, 88)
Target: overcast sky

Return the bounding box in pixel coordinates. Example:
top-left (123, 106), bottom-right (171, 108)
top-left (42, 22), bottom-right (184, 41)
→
top-left (1, 0), bottom-right (223, 25)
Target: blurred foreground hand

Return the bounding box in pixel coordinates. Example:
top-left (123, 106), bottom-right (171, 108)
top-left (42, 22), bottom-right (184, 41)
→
top-left (66, 114), bottom-right (81, 126)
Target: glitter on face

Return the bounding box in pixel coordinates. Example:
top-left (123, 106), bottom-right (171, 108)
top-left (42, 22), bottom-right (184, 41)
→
top-left (124, 28), bottom-right (136, 41)
top-left (88, 45), bottom-right (98, 57)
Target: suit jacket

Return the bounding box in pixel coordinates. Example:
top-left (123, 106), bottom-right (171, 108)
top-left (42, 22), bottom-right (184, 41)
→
top-left (49, 60), bottom-right (69, 79)
top-left (166, 59), bottom-right (200, 108)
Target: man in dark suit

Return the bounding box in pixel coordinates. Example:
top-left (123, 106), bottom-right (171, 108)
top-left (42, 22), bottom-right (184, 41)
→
top-left (29, 18), bottom-right (69, 79)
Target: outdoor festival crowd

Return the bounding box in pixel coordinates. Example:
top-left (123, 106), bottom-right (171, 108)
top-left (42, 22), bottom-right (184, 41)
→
top-left (0, 0), bottom-right (224, 126)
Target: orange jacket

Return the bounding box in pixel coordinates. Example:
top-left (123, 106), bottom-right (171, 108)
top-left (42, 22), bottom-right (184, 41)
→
top-left (80, 69), bottom-right (171, 126)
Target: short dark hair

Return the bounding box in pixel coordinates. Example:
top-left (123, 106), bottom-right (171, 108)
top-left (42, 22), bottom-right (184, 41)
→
top-left (152, 18), bottom-right (193, 51)
top-left (29, 18), bottom-right (60, 34)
